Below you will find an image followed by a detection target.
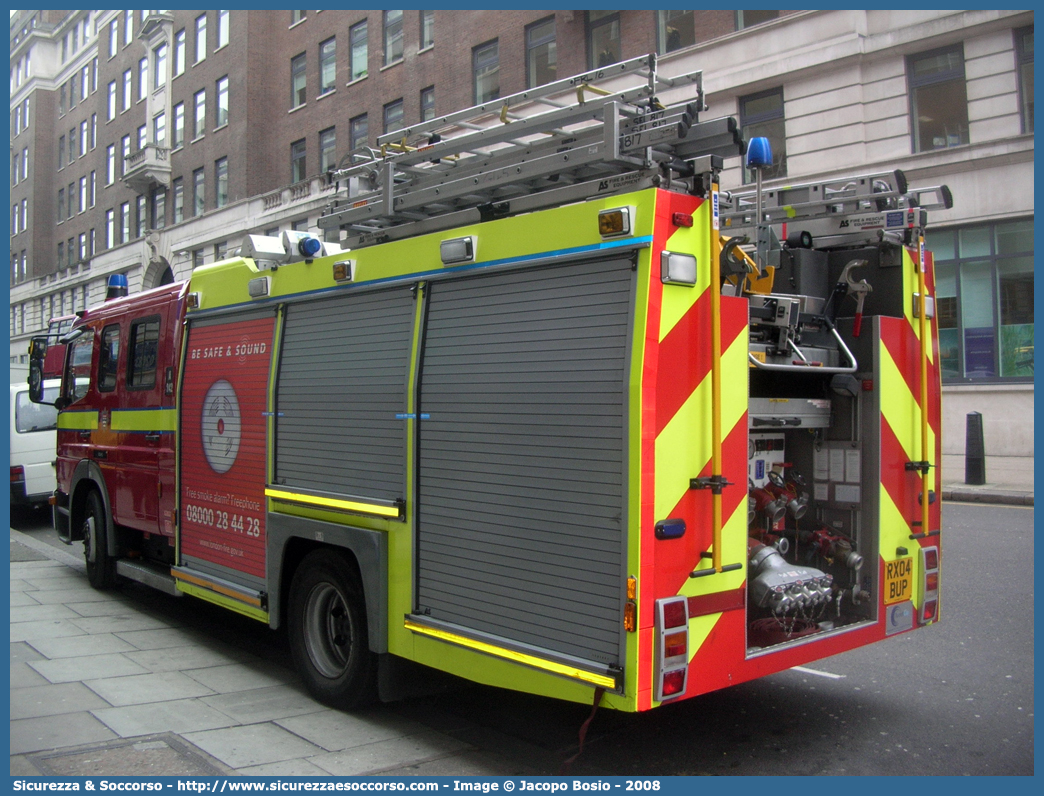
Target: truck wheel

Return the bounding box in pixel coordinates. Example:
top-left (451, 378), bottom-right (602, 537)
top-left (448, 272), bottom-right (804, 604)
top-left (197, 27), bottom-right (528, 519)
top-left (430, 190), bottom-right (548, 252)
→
top-left (288, 550), bottom-right (377, 709)
top-left (82, 490), bottom-right (117, 589)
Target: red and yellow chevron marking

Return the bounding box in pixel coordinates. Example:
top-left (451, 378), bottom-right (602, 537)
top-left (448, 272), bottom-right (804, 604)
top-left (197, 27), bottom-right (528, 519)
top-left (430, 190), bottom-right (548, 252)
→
top-left (636, 190), bottom-right (749, 710)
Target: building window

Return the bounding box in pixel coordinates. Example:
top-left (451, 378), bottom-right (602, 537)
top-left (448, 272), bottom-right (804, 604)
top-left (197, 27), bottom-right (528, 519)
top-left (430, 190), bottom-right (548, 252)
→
top-left (91, 114), bottom-right (97, 149)
top-left (587, 11), bottom-right (621, 69)
top-left (69, 129), bottom-right (76, 163)
top-left (58, 189), bottom-right (65, 223)
top-left (1016, 26), bottom-right (1034, 134)
top-left (927, 219), bottom-right (1034, 381)
top-left (217, 10), bottom-right (229, 49)
top-left (90, 171), bottom-right (96, 207)
top-left (216, 76), bottom-right (229, 127)
top-left (80, 120), bottom-right (88, 156)
top-left (350, 21), bottom-right (368, 81)
top-left (58, 136), bottom-right (66, 170)
top-left (79, 232), bottom-right (87, 261)
top-left (383, 99), bottom-right (404, 134)
top-left (79, 176), bottom-right (87, 213)
top-left (214, 242), bottom-right (228, 262)
top-left (154, 43), bottom-right (167, 90)
top-left (526, 17), bottom-right (556, 88)
top-left (739, 87), bottom-right (787, 183)
top-left (319, 38), bottom-right (336, 95)
top-left (68, 182), bottom-right (76, 219)
top-left (291, 11), bottom-right (307, 26)
top-left (154, 112), bottom-right (166, 147)
top-left (420, 10), bottom-right (434, 49)
top-left (107, 80), bottom-right (117, 120)
top-left (420, 86), bottom-right (435, 121)
top-left (193, 168), bottom-right (205, 216)
top-left (173, 178), bottom-right (183, 223)
top-left (384, 11), bottom-right (403, 65)
top-left (125, 10), bottom-right (133, 45)
top-left (120, 201), bottom-right (130, 243)
top-left (136, 195), bottom-right (147, 237)
top-left (192, 248), bottom-right (205, 268)
top-left (194, 89), bottom-right (206, 139)
top-left (152, 188), bottom-right (166, 229)
top-left (122, 69), bottom-right (132, 111)
top-left (319, 127), bottom-right (336, 174)
top-left (350, 114), bottom-right (368, 151)
top-left (657, 10), bottom-right (695, 54)
top-left (121, 135), bottom-right (131, 177)
top-left (106, 145), bottom-right (115, 185)
top-left (736, 10), bottom-right (779, 30)
top-left (215, 157), bottom-right (228, 207)
top-left (195, 14), bottom-right (207, 63)
top-left (291, 52), bottom-right (307, 107)
top-left (473, 39), bottom-right (499, 104)
top-left (138, 57), bottom-right (148, 101)
top-left (173, 102), bottom-right (185, 148)
top-left (908, 44), bottom-right (969, 153)
top-left (138, 124), bottom-right (147, 151)
top-left (291, 138), bottom-right (306, 182)
top-left (108, 18), bottom-right (118, 58)
top-left (174, 29), bottom-right (186, 76)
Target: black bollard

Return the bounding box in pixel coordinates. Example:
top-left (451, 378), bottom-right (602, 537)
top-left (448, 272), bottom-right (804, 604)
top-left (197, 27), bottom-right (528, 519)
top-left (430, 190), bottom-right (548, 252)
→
top-left (965, 411), bottom-right (986, 485)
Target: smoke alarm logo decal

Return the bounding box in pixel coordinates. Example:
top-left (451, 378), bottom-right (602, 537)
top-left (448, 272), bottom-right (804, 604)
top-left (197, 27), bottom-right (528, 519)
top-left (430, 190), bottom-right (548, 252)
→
top-left (201, 379), bottom-right (241, 473)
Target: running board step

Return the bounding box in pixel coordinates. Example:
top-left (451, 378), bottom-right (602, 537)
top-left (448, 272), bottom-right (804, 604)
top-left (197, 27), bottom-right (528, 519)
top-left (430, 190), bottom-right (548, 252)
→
top-left (115, 559), bottom-right (181, 597)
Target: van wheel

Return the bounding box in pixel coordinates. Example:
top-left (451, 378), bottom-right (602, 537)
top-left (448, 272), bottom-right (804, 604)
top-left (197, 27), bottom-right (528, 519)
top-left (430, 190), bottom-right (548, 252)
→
top-left (288, 550), bottom-right (376, 710)
top-left (82, 490), bottom-right (117, 589)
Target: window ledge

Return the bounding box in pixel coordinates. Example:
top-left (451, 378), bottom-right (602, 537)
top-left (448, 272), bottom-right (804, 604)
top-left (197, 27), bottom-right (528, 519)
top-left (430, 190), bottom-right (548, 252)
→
top-left (418, 45), bottom-right (433, 55)
top-left (346, 74), bottom-right (367, 87)
top-left (317, 89), bottom-right (336, 101)
top-left (214, 123), bottom-right (228, 132)
top-left (288, 104), bottom-right (307, 114)
top-left (215, 43), bottom-right (228, 53)
top-left (190, 135), bottom-right (205, 144)
top-left (289, 19), bottom-right (307, 30)
top-left (380, 59), bottom-right (403, 73)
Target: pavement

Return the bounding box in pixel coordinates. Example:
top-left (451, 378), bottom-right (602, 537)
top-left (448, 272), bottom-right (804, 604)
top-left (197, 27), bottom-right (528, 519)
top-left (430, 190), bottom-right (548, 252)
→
top-left (9, 454), bottom-right (1032, 777)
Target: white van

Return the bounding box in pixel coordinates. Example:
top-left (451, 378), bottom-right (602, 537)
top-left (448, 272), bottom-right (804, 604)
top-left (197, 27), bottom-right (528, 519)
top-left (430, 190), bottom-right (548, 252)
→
top-left (10, 374), bottom-right (59, 507)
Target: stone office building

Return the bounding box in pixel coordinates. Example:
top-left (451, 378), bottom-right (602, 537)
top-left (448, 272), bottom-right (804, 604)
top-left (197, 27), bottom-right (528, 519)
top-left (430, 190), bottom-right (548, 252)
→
top-left (9, 9), bottom-right (1033, 457)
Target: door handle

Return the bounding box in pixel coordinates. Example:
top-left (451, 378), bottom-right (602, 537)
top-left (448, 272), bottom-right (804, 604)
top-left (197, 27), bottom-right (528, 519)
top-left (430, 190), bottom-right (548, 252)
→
top-left (145, 432), bottom-right (161, 442)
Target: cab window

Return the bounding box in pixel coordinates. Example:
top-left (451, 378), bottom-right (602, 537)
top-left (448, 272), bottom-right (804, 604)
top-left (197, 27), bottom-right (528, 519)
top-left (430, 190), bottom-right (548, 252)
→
top-left (65, 333), bottom-right (95, 404)
top-left (127, 316), bottom-right (160, 390)
top-left (98, 324), bottom-right (121, 392)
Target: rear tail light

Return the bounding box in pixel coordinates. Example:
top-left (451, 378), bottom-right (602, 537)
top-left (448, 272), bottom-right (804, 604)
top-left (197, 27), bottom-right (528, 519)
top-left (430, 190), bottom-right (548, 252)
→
top-left (11, 466), bottom-right (25, 483)
top-left (654, 597), bottom-right (689, 702)
top-left (661, 669), bottom-right (686, 697)
top-left (919, 545), bottom-right (940, 624)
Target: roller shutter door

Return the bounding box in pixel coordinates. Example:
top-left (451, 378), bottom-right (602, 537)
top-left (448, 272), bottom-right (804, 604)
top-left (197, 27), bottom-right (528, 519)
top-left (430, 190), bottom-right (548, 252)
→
top-left (275, 288), bottom-right (414, 503)
top-left (416, 256), bottom-right (633, 666)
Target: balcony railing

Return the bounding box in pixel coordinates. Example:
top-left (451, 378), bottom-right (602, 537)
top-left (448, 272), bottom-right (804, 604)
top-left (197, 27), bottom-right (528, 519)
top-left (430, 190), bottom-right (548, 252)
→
top-left (123, 144), bottom-right (171, 194)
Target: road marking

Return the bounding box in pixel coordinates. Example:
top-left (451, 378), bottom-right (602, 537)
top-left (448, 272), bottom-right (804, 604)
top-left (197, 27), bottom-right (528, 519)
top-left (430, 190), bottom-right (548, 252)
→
top-left (791, 665), bottom-right (845, 680)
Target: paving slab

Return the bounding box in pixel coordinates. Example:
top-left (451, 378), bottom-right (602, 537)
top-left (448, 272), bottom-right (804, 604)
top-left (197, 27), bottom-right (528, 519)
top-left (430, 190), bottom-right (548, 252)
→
top-left (123, 644), bottom-right (248, 674)
top-left (183, 722), bottom-right (326, 769)
top-left (200, 684), bottom-right (327, 724)
top-left (237, 758), bottom-right (335, 776)
top-left (68, 614), bottom-right (173, 635)
top-left (21, 587), bottom-right (116, 606)
top-left (183, 661), bottom-right (292, 694)
top-left (27, 633), bottom-right (138, 659)
top-left (10, 711), bottom-right (118, 756)
top-left (10, 619), bottom-right (88, 643)
top-left (25, 733), bottom-right (230, 777)
top-left (84, 671), bottom-right (217, 707)
top-left (11, 682), bottom-right (112, 720)
top-left (11, 604), bottom-right (81, 623)
top-left (11, 662), bottom-right (50, 689)
top-left (11, 640), bottom-right (46, 664)
top-left (276, 709), bottom-right (428, 753)
top-left (309, 730), bottom-right (472, 776)
top-left (10, 592), bottom-right (41, 607)
top-left (30, 652), bottom-right (150, 684)
top-left (92, 698), bottom-right (242, 738)
top-left (114, 627), bottom-right (212, 651)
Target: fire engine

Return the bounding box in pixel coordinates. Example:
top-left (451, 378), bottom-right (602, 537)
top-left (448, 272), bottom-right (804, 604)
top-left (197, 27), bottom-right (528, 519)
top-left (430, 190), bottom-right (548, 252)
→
top-left (29, 55), bottom-right (945, 712)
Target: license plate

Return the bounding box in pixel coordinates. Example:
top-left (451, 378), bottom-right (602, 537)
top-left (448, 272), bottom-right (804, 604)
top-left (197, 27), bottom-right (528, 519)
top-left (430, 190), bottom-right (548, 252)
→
top-left (884, 557), bottom-right (913, 605)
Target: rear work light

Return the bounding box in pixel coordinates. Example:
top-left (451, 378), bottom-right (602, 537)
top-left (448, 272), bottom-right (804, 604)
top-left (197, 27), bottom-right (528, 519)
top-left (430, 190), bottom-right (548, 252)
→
top-left (11, 465), bottom-right (25, 483)
top-left (654, 596), bottom-right (689, 702)
top-left (598, 207), bottom-right (633, 238)
top-left (919, 545), bottom-right (940, 625)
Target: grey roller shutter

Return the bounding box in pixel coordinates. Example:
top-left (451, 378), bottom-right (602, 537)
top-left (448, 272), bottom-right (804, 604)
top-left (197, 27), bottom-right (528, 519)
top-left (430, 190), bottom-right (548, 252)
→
top-left (416, 255), bottom-right (633, 666)
top-left (275, 287), bottom-right (414, 502)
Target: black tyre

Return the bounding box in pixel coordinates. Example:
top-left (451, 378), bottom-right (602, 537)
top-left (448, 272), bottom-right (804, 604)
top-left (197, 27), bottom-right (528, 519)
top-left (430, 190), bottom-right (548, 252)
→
top-left (288, 549), bottom-right (377, 709)
top-left (82, 490), bottom-right (117, 589)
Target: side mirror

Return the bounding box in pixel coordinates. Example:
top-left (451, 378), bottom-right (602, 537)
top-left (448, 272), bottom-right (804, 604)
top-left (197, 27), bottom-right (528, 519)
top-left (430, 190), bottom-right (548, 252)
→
top-left (27, 336), bottom-right (48, 404)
